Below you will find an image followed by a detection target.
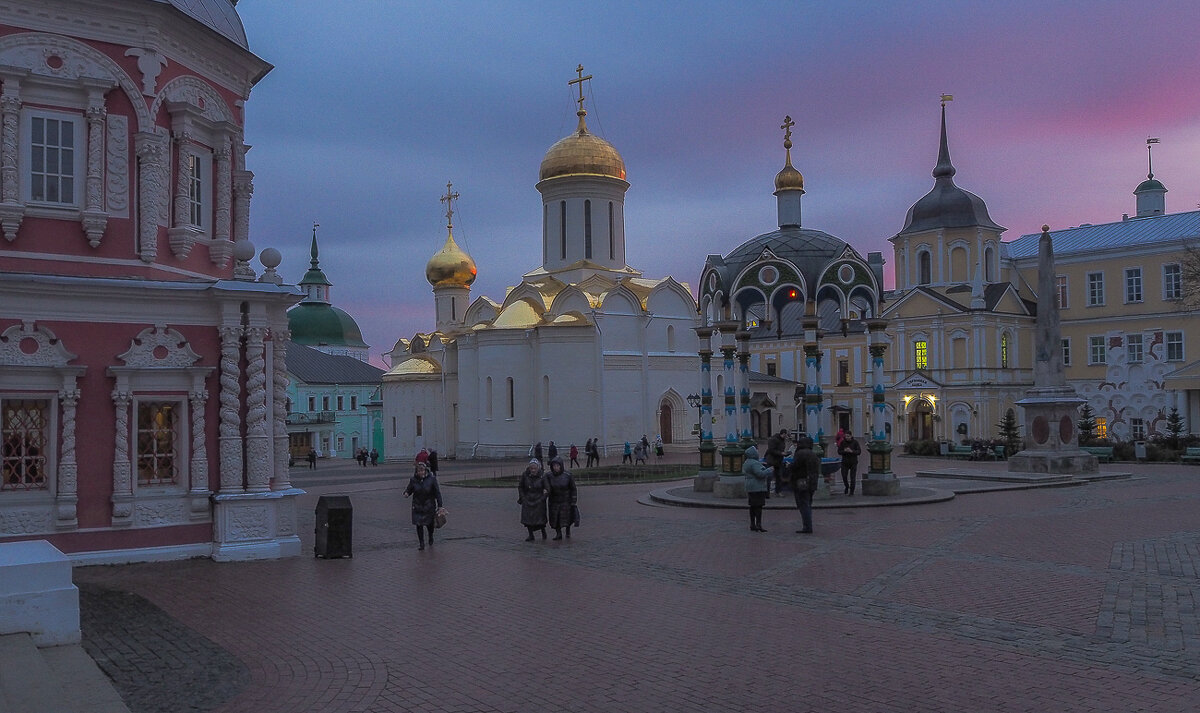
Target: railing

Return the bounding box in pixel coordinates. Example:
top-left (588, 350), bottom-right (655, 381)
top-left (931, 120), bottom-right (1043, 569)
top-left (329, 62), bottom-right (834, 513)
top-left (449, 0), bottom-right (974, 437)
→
top-left (285, 411), bottom-right (337, 425)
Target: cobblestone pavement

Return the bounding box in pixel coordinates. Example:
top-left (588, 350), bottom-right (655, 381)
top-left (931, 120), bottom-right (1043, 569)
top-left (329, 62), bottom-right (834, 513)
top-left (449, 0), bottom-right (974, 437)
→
top-left (74, 457), bottom-right (1200, 713)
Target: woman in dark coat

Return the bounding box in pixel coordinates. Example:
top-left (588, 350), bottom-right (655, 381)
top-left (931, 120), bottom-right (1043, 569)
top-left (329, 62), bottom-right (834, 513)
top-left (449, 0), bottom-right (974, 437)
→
top-left (404, 461), bottom-right (443, 550)
top-left (517, 459), bottom-right (549, 541)
top-left (545, 456), bottom-right (578, 540)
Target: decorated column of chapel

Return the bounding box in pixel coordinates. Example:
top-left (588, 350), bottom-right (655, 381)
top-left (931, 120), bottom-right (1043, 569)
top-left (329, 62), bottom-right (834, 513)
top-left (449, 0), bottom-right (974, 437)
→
top-left (382, 67), bottom-right (699, 461)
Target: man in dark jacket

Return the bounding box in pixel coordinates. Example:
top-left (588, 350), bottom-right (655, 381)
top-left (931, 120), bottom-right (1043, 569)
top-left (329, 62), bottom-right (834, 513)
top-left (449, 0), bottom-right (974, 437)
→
top-left (765, 428), bottom-right (788, 495)
top-left (789, 436), bottom-right (819, 534)
top-left (838, 430), bottom-right (861, 495)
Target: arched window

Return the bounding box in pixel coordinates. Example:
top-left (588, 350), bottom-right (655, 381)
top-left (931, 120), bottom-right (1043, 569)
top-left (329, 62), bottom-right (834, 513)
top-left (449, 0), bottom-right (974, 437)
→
top-left (985, 245), bottom-right (996, 281)
top-left (608, 201), bottom-right (615, 259)
top-left (542, 375), bottom-right (550, 414)
top-left (667, 324), bottom-right (676, 352)
top-left (507, 377), bottom-right (515, 418)
top-left (1001, 333), bottom-right (1010, 368)
top-left (584, 200), bottom-right (592, 259)
top-left (918, 251), bottom-right (932, 285)
top-left (560, 201), bottom-right (566, 260)
top-left (485, 377), bottom-right (493, 419)
top-left (914, 340), bottom-right (928, 370)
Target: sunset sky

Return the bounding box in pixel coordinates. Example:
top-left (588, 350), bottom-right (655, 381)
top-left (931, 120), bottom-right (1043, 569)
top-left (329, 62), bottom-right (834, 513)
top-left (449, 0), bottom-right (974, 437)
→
top-left (234, 1), bottom-right (1200, 365)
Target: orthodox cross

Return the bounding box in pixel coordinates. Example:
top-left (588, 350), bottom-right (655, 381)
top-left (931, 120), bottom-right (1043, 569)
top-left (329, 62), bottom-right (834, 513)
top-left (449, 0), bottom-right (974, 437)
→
top-left (780, 115), bottom-right (795, 149)
top-left (569, 63), bottom-right (592, 114)
top-left (440, 182), bottom-right (459, 229)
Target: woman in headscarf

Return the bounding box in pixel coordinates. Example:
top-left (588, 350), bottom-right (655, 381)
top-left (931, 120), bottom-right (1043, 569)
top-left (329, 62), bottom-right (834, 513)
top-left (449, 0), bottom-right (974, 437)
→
top-left (545, 456), bottom-right (578, 540)
top-left (404, 460), bottom-right (443, 550)
top-left (517, 459), bottom-right (549, 541)
top-left (742, 444), bottom-right (771, 532)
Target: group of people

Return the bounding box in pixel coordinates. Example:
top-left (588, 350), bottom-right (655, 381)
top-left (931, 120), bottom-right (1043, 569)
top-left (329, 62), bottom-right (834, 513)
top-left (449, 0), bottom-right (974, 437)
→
top-left (354, 448), bottom-right (380, 467)
top-left (744, 427), bottom-right (863, 534)
top-left (517, 457), bottom-right (579, 541)
top-left (621, 435), bottom-right (663, 465)
top-left (415, 447), bottom-right (439, 475)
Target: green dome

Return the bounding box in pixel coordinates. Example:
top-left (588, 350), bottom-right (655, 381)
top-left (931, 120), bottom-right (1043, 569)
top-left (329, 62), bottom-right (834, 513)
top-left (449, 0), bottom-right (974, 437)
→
top-left (1135, 178), bottom-right (1166, 193)
top-left (287, 303), bottom-right (368, 348)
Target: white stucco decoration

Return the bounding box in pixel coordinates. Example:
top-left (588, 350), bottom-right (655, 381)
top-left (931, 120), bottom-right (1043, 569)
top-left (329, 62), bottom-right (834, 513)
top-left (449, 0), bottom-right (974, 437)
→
top-left (125, 47), bottom-right (169, 96)
top-left (116, 325), bottom-right (202, 368)
top-left (152, 75), bottom-right (236, 125)
top-left (0, 321), bottom-right (76, 367)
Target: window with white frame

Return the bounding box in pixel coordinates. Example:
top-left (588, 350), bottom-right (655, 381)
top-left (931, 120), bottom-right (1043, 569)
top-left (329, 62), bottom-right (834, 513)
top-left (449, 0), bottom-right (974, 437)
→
top-left (336, 395), bottom-right (344, 411)
top-left (136, 401), bottom-right (180, 486)
top-left (1087, 272), bottom-right (1104, 306)
top-left (26, 111), bottom-right (84, 206)
top-left (350, 395), bottom-right (357, 410)
top-left (1, 398), bottom-right (50, 491)
top-left (1088, 336), bottom-right (1106, 365)
top-left (1163, 263), bottom-right (1182, 301)
top-left (1130, 418), bottom-right (1146, 440)
top-left (1127, 333), bottom-right (1144, 363)
top-left (1062, 338), bottom-right (1071, 366)
top-left (322, 396), bottom-right (330, 410)
top-left (1055, 275), bottom-right (1068, 309)
top-left (1166, 331), bottom-right (1184, 362)
top-left (1125, 268), bottom-right (1143, 303)
top-left (307, 396), bottom-right (315, 412)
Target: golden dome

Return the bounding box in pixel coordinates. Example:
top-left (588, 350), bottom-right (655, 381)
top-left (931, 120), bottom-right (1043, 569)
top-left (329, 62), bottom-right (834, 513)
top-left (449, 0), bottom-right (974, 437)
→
top-left (385, 354), bottom-right (441, 376)
top-left (774, 148), bottom-right (805, 193)
top-left (539, 119), bottom-right (626, 182)
top-left (425, 230), bottom-right (477, 288)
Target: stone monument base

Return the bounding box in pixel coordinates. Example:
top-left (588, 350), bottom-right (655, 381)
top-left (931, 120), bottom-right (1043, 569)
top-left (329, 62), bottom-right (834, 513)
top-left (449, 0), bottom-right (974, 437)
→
top-left (212, 488), bottom-right (305, 562)
top-left (712, 474), bottom-right (746, 499)
top-left (861, 472), bottom-right (901, 496)
top-left (0, 540), bottom-right (79, 646)
top-left (693, 471), bottom-right (718, 492)
top-left (1007, 449), bottom-right (1098, 474)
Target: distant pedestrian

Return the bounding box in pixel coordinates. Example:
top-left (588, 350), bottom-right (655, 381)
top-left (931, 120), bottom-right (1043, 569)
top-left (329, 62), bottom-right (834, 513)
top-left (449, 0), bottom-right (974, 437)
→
top-left (584, 439), bottom-right (594, 467)
top-left (592, 436), bottom-right (601, 466)
top-left (369, 448), bottom-right (379, 466)
top-left (765, 428), bottom-right (788, 495)
top-left (742, 445), bottom-right (770, 532)
top-left (357, 449), bottom-right (367, 467)
top-left (546, 456), bottom-right (578, 540)
top-left (416, 448), bottom-right (429, 466)
top-left (548, 441), bottom-right (558, 460)
top-left (569, 443), bottom-right (580, 468)
top-left (641, 434), bottom-right (650, 453)
top-left (622, 441), bottom-right (632, 464)
top-left (634, 443), bottom-right (646, 465)
top-left (517, 460), bottom-right (548, 541)
top-left (789, 436), bottom-right (820, 534)
top-left (533, 442), bottom-right (544, 466)
top-left (307, 449), bottom-right (317, 470)
top-left (837, 430), bottom-right (861, 495)
top-left (404, 461), bottom-right (443, 551)
top-left (654, 435), bottom-right (664, 461)
top-left (428, 449), bottom-right (439, 476)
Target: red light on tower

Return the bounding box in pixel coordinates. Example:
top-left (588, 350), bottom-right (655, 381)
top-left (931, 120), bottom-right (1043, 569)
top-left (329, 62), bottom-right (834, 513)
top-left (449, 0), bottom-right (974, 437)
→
top-left (787, 288), bottom-right (798, 299)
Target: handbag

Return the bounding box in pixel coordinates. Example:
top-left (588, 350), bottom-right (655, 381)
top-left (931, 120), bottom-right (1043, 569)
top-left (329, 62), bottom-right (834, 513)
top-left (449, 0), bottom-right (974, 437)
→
top-left (571, 504), bottom-right (581, 527)
top-left (434, 506), bottom-right (448, 529)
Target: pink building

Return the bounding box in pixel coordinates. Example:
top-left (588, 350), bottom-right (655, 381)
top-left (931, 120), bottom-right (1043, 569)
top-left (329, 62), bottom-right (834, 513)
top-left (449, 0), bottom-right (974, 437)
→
top-left (0, 1), bottom-right (303, 562)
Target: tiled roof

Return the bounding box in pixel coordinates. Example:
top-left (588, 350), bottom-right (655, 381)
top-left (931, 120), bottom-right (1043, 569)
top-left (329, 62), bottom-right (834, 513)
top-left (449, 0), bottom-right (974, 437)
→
top-left (1005, 210), bottom-right (1200, 260)
top-left (286, 343), bottom-right (384, 385)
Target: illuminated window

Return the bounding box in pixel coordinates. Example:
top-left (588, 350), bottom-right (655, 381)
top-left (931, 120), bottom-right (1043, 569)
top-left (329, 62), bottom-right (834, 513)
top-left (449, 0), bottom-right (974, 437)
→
top-left (1001, 334), bottom-right (1009, 368)
top-left (914, 340), bottom-right (928, 370)
top-left (1, 399), bottom-right (49, 491)
top-left (1055, 275), bottom-right (1068, 309)
top-left (136, 402), bottom-right (179, 486)
top-left (1095, 417), bottom-right (1107, 439)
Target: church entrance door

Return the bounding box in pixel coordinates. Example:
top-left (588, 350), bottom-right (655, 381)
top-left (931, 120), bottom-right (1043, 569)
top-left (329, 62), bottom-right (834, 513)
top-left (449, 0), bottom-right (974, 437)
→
top-left (908, 400), bottom-right (933, 441)
top-left (659, 403), bottom-right (673, 444)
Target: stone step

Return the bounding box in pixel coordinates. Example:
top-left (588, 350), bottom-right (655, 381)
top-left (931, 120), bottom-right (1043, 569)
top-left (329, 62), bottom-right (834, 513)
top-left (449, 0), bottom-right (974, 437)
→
top-left (0, 633), bottom-right (130, 713)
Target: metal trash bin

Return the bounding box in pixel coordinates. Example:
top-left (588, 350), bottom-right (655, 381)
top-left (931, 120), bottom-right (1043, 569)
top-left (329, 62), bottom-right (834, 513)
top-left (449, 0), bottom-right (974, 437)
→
top-left (1134, 441), bottom-right (1147, 462)
top-left (314, 495), bottom-right (352, 558)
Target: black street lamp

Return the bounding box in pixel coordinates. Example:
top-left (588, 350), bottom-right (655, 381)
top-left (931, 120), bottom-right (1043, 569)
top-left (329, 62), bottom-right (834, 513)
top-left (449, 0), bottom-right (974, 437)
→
top-left (686, 393), bottom-right (701, 441)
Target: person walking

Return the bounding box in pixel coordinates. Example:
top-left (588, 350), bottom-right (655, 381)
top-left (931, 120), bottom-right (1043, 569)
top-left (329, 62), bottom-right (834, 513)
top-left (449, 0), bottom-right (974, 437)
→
top-left (533, 442), bottom-right (544, 467)
top-left (592, 436), bottom-right (601, 466)
top-left (583, 438), bottom-right (594, 467)
top-left (789, 436), bottom-right (820, 534)
top-left (428, 449), bottom-right (439, 476)
top-left (654, 435), bottom-right (664, 461)
top-left (765, 428), bottom-right (788, 495)
top-left (548, 441), bottom-right (558, 461)
top-left (622, 440), bottom-right (632, 464)
top-left (517, 459), bottom-right (549, 541)
top-left (369, 448), bottom-right (378, 466)
top-left (404, 461), bottom-right (443, 551)
top-left (633, 442), bottom-right (646, 465)
top-left (837, 430), bottom-right (861, 495)
top-left (416, 448), bottom-right (429, 466)
top-left (742, 444), bottom-right (771, 532)
top-left (545, 456), bottom-right (578, 540)
top-left (569, 443), bottom-right (580, 468)
top-left (306, 449), bottom-right (317, 470)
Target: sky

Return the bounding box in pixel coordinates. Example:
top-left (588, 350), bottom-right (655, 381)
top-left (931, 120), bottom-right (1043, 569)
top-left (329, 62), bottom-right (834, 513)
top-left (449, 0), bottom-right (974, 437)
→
top-left (233, 1), bottom-right (1200, 366)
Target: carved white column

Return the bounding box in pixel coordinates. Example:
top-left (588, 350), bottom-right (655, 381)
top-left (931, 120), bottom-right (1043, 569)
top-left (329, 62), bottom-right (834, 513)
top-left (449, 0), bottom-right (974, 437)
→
top-left (232, 140), bottom-right (253, 246)
top-left (218, 324), bottom-right (245, 493)
top-left (135, 131), bottom-right (169, 262)
top-left (80, 98), bottom-right (108, 247)
top-left (209, 136), bottom-right (233, 267)
top-left (111, 388), bottom-right (134, 526)
top-left (188, 381), bottom-right (210, 518)
top-left (56, 388), bottom-right (80, 529)
top-left (0, 87), bottom-right (23, 241)
top-left (244, 326), bottom-right (271, 492)
top-left (272, 329), bottom-right (292, 490)
top-left (168, 131), bottom-right (198, 258)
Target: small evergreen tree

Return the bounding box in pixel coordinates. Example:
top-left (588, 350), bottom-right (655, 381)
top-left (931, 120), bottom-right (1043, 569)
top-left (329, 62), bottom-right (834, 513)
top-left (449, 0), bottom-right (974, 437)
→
top-left (1077, 403), bottom-right (1097, 445)
top-left (1165, 407), bottom-right (1186, 449)
top-left (997, 409), bottom-right (1022, 455)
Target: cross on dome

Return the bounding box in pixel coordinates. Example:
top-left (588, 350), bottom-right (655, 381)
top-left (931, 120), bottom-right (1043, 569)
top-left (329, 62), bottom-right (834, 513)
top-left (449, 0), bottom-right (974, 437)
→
top-left (568, 63), bottom-right (593, 132)
top-left (440, 181), bottom-right (460, 230)
top-left (780, 115), bottom-right (795, 150)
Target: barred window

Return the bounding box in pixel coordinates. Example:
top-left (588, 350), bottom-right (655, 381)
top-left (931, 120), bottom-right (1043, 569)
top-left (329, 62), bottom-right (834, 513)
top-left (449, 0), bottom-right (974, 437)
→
top-left (136, 402), bottom-right (179, 486)
top-left (1095, 417), bottom-right (1107, 439)
top-left (1, 399), bottom-right (49, 491)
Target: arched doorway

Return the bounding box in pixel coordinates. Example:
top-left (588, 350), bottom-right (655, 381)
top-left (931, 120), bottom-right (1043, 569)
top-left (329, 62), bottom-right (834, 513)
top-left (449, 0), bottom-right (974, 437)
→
top-left (908, 399), bottom-right (933, 441)
top-left (659, 402), bottom-right (673, 444)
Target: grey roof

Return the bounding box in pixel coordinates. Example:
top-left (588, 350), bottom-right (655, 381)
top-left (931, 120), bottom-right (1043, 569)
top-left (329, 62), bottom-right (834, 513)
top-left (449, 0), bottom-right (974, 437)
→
top-left (156, 0), bottom-right (248, 48)
top-left (712, 226), bottom-right (848, 290)
top-left (1005, 210), bottom-right (1200, 260)
top-left (748, 370), bottom-right (800, 386)
top-left (286, 342), bottom-right (384, 386)
top-left (897, 105), bottom-right (1004, 236)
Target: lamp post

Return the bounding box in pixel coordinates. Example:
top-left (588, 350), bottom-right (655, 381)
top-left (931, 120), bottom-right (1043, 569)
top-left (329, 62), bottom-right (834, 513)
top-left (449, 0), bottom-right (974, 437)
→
top-left (687, 393), bottom-right (702, 442)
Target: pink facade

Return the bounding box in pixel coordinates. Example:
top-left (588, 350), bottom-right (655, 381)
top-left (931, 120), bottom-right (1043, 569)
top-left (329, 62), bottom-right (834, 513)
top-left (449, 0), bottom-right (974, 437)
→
top-left (0, 1), bottom-right (303, 563)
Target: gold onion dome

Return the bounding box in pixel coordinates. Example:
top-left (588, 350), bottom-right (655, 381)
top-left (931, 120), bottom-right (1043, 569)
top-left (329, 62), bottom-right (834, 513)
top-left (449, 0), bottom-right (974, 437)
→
top-left (425, 231), bottom-right (477, 288)
top-left (774, 145), bottom-right (804, 192)
top-left (539, 114), bottom-right (626, 181)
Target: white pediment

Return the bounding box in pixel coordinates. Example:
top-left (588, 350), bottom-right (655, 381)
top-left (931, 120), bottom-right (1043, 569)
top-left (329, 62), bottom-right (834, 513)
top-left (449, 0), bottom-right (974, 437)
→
top-left (117, 325), bottom-right (201, 368)
top-left (894, 371), bottom-right (943, 390)
top-left (0, 321), bottom-right (76, 367)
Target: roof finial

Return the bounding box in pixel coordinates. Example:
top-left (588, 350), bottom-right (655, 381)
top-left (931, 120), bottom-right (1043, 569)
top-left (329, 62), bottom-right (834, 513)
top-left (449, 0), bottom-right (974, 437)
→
top-left (781, 114), bottom-right (795, 157)
top-left (568, 63), bottom-right (593, 134)
top-left (310, 222), bottom-right (320, 267)
top-left (1146, 137), bottom-right (1160, 179)
top-left (934, 94), bottom-right (956, 180)
top-left (439, 181), bottom-right (460, 232)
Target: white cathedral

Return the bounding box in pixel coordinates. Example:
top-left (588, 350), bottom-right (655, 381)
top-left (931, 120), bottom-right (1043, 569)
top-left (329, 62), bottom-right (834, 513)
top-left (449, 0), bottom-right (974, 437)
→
top-left (381, 72), bottom-right (700, 460)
